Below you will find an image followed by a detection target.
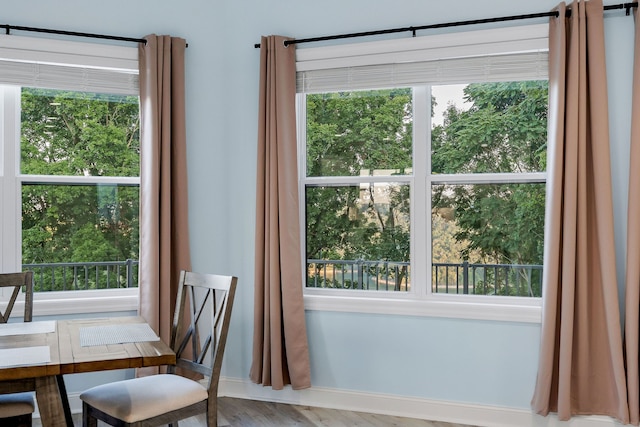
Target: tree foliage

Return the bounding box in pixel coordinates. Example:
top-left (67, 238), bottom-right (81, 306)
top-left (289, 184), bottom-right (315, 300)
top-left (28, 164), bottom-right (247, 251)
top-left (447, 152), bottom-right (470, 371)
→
top-left (20, 88), bottom-right (140, 289)
top-left (306, 91), bottom-right (411, 248)
top-left (305, 81), bottom-right (548, 295)
top-left (431, 81), bottom-right (548, 268)
top-left (305, 89), bottom-right (412, 289)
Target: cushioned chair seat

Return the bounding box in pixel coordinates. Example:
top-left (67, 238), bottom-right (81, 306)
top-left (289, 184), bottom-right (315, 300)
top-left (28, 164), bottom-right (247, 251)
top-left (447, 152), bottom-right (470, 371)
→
top-left (79, 374), bottom-right (207, 423)
top-left (0, 393), bottom-right (35, 418)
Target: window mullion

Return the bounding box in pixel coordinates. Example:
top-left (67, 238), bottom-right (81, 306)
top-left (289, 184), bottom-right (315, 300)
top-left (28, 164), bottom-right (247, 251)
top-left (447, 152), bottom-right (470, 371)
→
top-left (412, 86), bottom-right (429, 298)
top-left (19, 175), bottom-right (140, 185)
top-left (431, 172), bottom-right (546, 184)
top-left (297, 93), bottom-right (308, 288)
top-left (1, 86), bottom-right (21, 273)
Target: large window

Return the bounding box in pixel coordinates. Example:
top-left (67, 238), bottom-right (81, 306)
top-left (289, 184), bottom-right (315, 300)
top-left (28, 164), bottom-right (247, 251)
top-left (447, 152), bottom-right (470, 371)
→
top-left (21, 88), bottom-right (140, 293)
top-left (305, 89), bottom-right (412, 292)
top-left (0, 36), bottom-right (139, 314)
top-left (430, 82), bottom-right (547, 298)
top-left (297, 25), bottom-right (549, 320)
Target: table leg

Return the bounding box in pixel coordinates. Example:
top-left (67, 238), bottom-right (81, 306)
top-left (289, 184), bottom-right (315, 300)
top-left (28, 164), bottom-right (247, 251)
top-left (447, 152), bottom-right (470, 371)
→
top-left (57, 375), bottom-right (74, 427)
top-left (35, 376), bottom-right (71, 427)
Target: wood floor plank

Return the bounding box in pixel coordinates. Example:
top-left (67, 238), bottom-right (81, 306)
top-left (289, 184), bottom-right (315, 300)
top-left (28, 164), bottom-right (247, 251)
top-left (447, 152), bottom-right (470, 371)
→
top-left (34, 396), bottom-right (478, 426)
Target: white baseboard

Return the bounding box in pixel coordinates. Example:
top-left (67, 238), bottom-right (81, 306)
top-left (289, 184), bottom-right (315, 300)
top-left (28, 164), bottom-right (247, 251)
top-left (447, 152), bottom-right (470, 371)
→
top-left (218, 377), bottom-right (624, 427)
top-left (44, 378), bottom-right (623, 427)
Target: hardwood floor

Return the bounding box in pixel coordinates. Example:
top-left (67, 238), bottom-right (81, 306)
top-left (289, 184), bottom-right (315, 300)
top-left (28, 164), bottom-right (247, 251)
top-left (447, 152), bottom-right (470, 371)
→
top-left (34, 397), bottom-right (477, 426)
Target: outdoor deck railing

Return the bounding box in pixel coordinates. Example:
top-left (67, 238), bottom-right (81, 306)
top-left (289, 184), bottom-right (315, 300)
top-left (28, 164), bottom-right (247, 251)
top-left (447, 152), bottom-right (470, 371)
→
top-left (23, 258), bottom-right (542, 297)
top-left (307, 259), bottom-right (410, 291)
top-left (307, 259), bottom-right (543, 297)
top-left (23, 259), bottom-right (139, 292)
top-left (432, 261), bottom-right (543, 297)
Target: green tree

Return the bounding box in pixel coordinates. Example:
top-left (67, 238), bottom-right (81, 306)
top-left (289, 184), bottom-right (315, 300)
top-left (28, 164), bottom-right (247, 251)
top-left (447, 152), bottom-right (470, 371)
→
top-left (20, 88), bottom-right (140, 290)
top-left (304, 82), bottom-right (547, 296)
top-left (305, 89), bottom-right (412, 289)
top-left (431, 81), bottom-right (548, 296)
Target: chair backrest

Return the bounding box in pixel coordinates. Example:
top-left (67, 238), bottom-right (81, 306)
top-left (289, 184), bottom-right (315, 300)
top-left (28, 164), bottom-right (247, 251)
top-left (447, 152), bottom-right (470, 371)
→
top-left (0, 272), bottom-right (34, 323)
top-left (169, 271), bottom-right (237, 393)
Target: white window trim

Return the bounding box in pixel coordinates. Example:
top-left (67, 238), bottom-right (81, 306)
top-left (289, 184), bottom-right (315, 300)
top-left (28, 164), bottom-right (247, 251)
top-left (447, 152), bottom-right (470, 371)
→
top-left (0, 36), bottom-right (140, 315)
top-left (297, 24), bottom-right (549, 323)
top-left (304, 293), bottom-right (542, 323)
top-left (6, 288), bottom-right (139, 318)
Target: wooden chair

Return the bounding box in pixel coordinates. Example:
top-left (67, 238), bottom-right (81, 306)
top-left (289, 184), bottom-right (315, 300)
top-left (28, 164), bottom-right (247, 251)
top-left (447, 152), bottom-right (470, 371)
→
top-left (80, 271), bottom-right (238, 427)
top-left (0, 272), bottom-right (35, 427)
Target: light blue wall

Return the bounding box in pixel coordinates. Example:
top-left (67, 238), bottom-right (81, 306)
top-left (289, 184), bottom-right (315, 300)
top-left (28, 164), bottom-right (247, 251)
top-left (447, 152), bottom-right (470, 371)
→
top-left (4, 0), bottom-right (635, 411)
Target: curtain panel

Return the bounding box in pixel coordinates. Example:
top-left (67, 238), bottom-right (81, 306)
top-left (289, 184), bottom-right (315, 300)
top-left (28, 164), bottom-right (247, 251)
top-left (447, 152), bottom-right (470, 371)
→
top-left (138, 34), bottom-right (192, 352)
top-left (250, 35), bottom-right (311, 390)
top-left (626, 7), bottom-right (640, 426)
top-left (531, 0), bottom-right (628, 422)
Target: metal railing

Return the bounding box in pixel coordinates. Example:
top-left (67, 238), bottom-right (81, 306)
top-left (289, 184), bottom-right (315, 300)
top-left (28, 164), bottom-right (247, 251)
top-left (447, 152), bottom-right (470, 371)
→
top-left (433, 261), bottom-right (542, 297)
top-left (23, 259), bottom-right (139, 292)
top-left (307, 259), bottom-right (543, 297)
top-left (307, 259), bottom-right (410, 291)
top-left (24, 258), bottom-right (542, 297)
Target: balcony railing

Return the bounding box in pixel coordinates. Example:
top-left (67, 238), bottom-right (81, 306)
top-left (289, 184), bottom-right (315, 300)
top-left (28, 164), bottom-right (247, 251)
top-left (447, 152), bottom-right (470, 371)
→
top-left (307, 259), bottom-right (410, 291)
top-left (307, 259), bottom-right (543, 297)
top-left (433, 261), bottom-right (542, 297)
top-left (23, 259), bottom-right (139, 292)
top-left (23, 258), bottom-right (542, 297)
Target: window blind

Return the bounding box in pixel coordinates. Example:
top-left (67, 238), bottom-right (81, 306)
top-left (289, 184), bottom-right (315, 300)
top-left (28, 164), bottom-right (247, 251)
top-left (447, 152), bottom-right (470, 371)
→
top-left (0, 35), bottom-right (138, 95)
top-left (296, 23), bottom-right (548, 93)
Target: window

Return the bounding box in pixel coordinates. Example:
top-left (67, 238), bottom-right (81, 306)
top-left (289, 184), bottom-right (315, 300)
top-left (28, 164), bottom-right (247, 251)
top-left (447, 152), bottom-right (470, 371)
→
top-left (0, 36), bottom-right (139, 314)
top-left (297, 25), bottom-right (548, 321)
top-left (21, 88), bottom-right (140, 292)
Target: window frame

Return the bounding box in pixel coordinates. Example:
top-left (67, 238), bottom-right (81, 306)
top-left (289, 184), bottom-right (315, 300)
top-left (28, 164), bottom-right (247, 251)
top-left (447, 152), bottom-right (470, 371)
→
top-left (297, 24), bottom-right (549, 323)
top-left (0, 36), bottom-right (140, 316)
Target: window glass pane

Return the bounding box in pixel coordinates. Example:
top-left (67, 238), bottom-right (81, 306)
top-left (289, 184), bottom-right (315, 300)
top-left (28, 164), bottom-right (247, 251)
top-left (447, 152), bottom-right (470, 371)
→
top-left (306, 183), bottom-right (410, 291)
top-left (431, 183), bottom-right (545, 297)
top-left (21, 88), bottom-right (140, 177)
top-left (22, 184), bottom-right (139, 292)
top-left (431, 81), bottom-right (548, 174)
top-left (306, 89), bottom-right (413, 177)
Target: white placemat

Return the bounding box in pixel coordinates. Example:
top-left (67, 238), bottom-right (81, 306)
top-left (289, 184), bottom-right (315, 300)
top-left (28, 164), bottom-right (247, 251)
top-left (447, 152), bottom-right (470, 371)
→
top-left (80, 323), bottom-right (160, 347)
top-left (0, 320), bottom-right (56, 337)
top-left (0, 345), bottom-right (50, 367)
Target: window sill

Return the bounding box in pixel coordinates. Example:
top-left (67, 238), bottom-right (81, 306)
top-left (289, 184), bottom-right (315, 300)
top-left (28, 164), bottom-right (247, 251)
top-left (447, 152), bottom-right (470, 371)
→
top-left (303, 292), bottom-right (542, 323)
top-left (16, 289), bottom-right (139, 317)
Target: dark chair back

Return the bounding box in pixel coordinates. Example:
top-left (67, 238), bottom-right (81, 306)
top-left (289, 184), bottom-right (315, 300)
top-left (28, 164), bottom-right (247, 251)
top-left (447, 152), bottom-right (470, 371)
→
top-left (0, 272), bottom-right (34, 323)
top-left (169, 271), bottom-right (237, 401)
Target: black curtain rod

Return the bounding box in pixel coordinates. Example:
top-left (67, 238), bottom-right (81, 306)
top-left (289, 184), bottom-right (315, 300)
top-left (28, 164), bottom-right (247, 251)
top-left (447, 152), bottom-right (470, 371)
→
top-left (254, 2), bottom-right (639, 48)
top-left (0, 24), bottom-right (147, 45)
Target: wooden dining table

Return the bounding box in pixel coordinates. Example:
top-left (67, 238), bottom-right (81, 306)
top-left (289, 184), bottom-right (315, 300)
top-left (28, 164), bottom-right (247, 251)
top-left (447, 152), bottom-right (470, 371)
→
top-left (0, 316), bottom-right (176, 427)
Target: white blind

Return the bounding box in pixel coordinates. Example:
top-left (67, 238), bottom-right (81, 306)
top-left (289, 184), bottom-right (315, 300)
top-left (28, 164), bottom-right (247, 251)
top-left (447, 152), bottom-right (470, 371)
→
top-left (0, 35), bottom-right (138, 95)
top-left (0, 61), bottom-right (138, 95)
top-left (298, 52), bottom-right (547, 92)
top-left (296, 24), bottom-right (548, 93)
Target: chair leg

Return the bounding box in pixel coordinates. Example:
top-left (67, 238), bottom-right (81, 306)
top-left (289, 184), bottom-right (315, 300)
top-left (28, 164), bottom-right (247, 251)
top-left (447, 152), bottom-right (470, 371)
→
top-left (82, 402), bottom-right (98, 427)
top-left (2, 414), bottom-right (32, 427)
top-left (206, 408), bottom-right (217, 427)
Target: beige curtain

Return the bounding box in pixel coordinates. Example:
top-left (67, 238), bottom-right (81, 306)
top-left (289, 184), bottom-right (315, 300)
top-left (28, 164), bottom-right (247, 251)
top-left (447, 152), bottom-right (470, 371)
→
top-left (250, 35), bottom-right (311, 390)
top-left (626, 7), bottom-right (640, 426)
top-left (531, 0), bottom-right (628, 422)
top-left (138, 35), bottom-right (192, 349)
